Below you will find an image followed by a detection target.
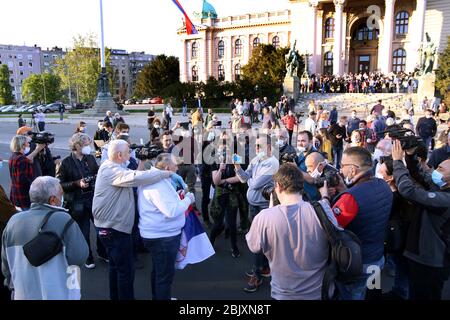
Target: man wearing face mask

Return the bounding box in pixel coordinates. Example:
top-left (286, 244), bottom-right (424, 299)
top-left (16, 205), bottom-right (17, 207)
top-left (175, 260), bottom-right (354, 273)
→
top-left (1, 176), bottom-right (88, 300)
top-left (304, 152), bottom-right (339, 199)
top-left (320, 146), bottom-right (392, 300)
top-left (276, 129), bottom-right (297, 165)
top-left (56, 133), bottom-right (104, 269)
top-left (296, 131), bottom-right (320, 201)
top-left (392, 140), bottom-right (450, 299)
top-left (92, 139), bottom-right (174, 300)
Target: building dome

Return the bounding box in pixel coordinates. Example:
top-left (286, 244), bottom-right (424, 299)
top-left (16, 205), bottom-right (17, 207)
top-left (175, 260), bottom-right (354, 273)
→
top-left (201, 0), bottom-right (217, 19)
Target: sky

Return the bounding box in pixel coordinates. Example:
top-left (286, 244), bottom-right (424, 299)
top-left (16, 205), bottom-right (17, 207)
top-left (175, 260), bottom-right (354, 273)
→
top-left (0, 0), bottom-right (288, 57)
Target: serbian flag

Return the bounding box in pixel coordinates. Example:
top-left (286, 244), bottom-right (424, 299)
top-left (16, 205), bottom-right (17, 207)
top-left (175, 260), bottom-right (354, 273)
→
top-left (175, 209), bottom-right (215, 270)
top-left (172, 0), bottom-right (198, 35)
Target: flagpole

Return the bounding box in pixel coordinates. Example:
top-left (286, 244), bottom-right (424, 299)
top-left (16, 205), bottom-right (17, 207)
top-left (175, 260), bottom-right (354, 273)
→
top-left (99, 0), bottom-right (105, 69)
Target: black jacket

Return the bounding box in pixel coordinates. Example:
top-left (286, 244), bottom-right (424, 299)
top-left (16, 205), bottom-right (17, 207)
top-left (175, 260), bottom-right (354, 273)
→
top-left (393, 160), bottom-right (450, 267)
top-left (416, 117), bottom-right (437, 138)
top-left (428, 145), bottom-right (450, 169)
top-left (56, 153), bottom-right (99, 205)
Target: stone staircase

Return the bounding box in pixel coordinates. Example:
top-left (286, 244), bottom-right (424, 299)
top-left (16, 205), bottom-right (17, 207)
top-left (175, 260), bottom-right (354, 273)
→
top-left (295, 93), bottom-right (418, 117)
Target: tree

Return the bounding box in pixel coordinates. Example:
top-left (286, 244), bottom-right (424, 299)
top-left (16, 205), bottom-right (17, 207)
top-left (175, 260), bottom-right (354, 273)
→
top-left (134, 55), bottom-right (179, 98)
top-left (0, 64), bottom-right (14, 105)
top-left (241, 44), bottom-right (303, 102)
top-left (22, 73), bottom-right (63, 104)
top-left (55, 33), bottom-right (112, 103)
top-left (436, 36), bottom-right (450, 105)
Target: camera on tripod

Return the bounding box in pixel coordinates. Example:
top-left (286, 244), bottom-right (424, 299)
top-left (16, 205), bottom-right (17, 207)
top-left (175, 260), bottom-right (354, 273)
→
top-left (130, 143), bottom-right (163, 160)
top-left (383, 126), bottom-right (423, 150)
top-left (30, 131), bottom-right (54, 144)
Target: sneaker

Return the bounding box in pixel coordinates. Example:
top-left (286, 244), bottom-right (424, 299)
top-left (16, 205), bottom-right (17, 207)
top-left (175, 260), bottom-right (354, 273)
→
top-left (84, 257), bottom-right (96, 269)
top-left (243, 275), bottom-right (263, 293)
top-left (231, 249), bottom-right (240, 258)
top-left (97, 254), bottom-right (109, 263)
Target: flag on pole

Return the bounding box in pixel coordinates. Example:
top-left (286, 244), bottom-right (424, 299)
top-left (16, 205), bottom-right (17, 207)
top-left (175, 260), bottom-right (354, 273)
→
top-left (172, 0), bottom-right (198, 35)
top-left (175, 209), bottom-right (215, 270)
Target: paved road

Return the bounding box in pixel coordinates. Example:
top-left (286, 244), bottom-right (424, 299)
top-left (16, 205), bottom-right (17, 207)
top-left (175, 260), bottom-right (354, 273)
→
top-left (1, 120), bottom-right (449, 300)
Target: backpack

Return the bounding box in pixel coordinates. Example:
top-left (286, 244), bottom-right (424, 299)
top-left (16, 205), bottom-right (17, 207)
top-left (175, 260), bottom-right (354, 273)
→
top-left (311, 201), bottom-right (363, 300)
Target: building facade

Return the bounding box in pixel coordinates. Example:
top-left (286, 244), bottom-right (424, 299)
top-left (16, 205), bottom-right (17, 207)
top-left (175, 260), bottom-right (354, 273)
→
top-left (0, 44), bottom-right (42, 102)
top-left (177, 0), bottom-right (450, 81)
top-left (110, 49), bottom-right (131, 100)
top-left (41, 46), bottom-right (65, 74)
top-left (129, 51), bottom-right (154, 97)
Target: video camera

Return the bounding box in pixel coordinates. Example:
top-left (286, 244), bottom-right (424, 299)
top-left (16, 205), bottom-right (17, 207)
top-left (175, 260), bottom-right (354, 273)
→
top-left (30, 131), bottom-right (55, 145)
top-left (130, 143), bottom-right (163, 161)
top-left (262, 183), bottom-right (279, 206)
top-left (382, 126), bottom-right (423, 150)
top-left (82, 175), bottom-right (97, 189)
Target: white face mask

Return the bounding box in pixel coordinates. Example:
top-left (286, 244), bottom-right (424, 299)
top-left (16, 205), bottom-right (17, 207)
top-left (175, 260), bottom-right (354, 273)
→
top-left (256, 151), bottom-right (266, 159)
top-left (121, 160), bottom-right (130, 168)
top-left (311, 162), bottom-right (324, 179)
top-left (81, 145), bottom-right (92, 155)
top-left (24, 146), bottom-right (30, 154)
top-left (297, 146), bottom-right (306, 154)
top-left (276, 139), bottom-right (286, 147)
top-left (154, 124), bottom-right (160, 128)
top-left (375, 163), bottom-right (384, 179)
top-left (373, 149), bottom-right (383, 162)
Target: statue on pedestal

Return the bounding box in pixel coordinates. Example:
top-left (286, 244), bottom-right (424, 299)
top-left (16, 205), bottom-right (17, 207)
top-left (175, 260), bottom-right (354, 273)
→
top-left (418, 32), bottom-right (437, 75)
top-left (97, 70), bottom-right (111, 98)
top-left (285, 40), bottom-right (301, 78)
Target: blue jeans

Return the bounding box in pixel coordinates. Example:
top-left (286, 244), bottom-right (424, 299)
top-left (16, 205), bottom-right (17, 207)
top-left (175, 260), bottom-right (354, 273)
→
top-left (143, 234), bottom-right (181, 300)
top-left (249, 204), bottom-right (269, 279)
top-left (332, 146), bottom-right (343, 170)
top-left (97, 228), bottom-right (135, 300)
top-left (336, 256), bottom-right (385, 300)
top-left (421, 137), bottom-right (432, 151)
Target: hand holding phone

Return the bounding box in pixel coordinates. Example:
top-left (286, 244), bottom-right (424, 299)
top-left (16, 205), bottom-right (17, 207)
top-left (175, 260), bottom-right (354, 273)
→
top-left (232, 154), bottom-right (242, 164)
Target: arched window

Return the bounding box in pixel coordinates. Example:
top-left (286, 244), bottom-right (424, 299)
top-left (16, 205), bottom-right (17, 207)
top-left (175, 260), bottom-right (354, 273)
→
top-left (218, 40), bottom-right (225, 58)
top-left (392, 49), bottom-right (406, 73)
top-left (192, 65), bottom-right (198, 82)
top-left (395, 11), bottom-right (409, 35)
top-left (191, 42), bottom-right (198, 59)
top-left (325, 18), bottom-right (335, 38)
top-left (324, 52), bottom-right (333, 74)
top-left (272, 36), bottom-right (280, 49)
top-left (218, 64), bottom-right (225, 81)
top-left (234, 64), bottom-right (241, 81)
top-left (253, 37), bottom-right (260, 48)
top-left (235, 39), bottom-right (242, 56)
top-left (353, 23), bottom-right (379, 41)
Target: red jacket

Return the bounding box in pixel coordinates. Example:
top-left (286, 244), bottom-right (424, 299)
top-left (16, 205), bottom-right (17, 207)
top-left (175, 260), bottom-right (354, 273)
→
top-left (281, 115), bottom-right (297, 130)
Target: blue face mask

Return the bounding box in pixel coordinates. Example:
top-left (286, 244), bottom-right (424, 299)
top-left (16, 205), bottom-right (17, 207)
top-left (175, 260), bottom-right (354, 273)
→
top-left (432, 170), bottom-right (447, 188)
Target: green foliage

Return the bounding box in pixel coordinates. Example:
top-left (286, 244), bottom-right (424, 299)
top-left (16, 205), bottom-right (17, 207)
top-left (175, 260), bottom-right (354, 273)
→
top-left (22, 73), bottom-right (62, 103)
top-left (436, 36), bottom-right (450, 104)
top-left (0, 64), bottom-right (14, 105)
top-left (55, 34), bottom-right (112, 103)
top-left (134, 55), bottom-right (180, 98)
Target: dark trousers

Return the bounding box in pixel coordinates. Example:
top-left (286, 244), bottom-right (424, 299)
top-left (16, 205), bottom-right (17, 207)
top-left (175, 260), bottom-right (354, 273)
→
top-left (98, 228), bottom-right (135, 300)
top-left (249, 204), bottom-right (269, 279)
top-left (287, 129), bottom-right (293, 146)
top-left (236, 184), bottom-right (250, 231)
top-left (200, 176), bottom-right (212, 223)
top-left (408, 259), bottom-right (450, 300)
top-left (178, 164), bottom-right (197, 194)
top-left (210, 193), bottom-right (238, 251)
top-left (38, 122), bottom-right (45, 131)
top-left (332, 146), bottom-right (343, 169)
top-left (143, 234), bottom-right (181, 300)
top-left (75, 203), bottom-right (106, 260)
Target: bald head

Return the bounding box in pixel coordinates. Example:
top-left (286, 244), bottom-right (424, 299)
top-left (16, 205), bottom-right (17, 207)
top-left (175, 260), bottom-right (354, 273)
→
top-left (305, 152), bottom-right (325, 174)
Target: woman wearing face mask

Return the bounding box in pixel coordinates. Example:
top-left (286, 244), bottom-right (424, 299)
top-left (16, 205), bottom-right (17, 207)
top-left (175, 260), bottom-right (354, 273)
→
top-left (8, 135), bottom-right (45, 210)
top-left (150, 118), bottom-right (164, 144)
top-left (56, 133), bottom-right (105, 269)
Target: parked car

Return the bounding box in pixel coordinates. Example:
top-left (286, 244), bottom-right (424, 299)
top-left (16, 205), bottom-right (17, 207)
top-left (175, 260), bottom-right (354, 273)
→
top-left (125, 98), bottom-right (136, 105)
top-left (149, 97), bottom-right (163, 104)
top-left (26, 104), bottom-right (41, 113)
top-left (1, 105), bottom-right (16, 112)
top-left (39, 102), bottom-right (66, 113)
top-left (15, 105), bottom-right (29, 112)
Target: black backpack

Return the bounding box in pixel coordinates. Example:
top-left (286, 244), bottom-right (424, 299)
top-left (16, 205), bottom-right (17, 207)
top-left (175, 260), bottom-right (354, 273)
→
top-left (311, 201), bottom-right (363, 300)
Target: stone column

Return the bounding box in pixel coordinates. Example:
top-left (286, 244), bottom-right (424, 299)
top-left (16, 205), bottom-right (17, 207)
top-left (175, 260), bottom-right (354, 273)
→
top-left (333, 0), bottom-right (345, 75)
top-left (202, 33), bottom-right (208, 81)
top-left (315, 9), bottom-right (324, 74)
top-left (227, 36), bottom-right (233, 82)
top-left (209, 33), bottom-right (214, 80)
top-left (379, 0), bottom-right (396, 73)
top-left (180, 40), bottom-right (187, 82)
top-left (308, 0), bottom-right (319, 74)
top-left (406, 0), bottom-right (427, 72)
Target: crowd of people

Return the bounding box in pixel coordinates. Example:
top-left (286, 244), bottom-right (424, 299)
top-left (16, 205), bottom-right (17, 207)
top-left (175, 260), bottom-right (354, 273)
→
top-left (1, 92), bottom-right (450, 301)
top-left (301, 72), bottom-right (418, 95)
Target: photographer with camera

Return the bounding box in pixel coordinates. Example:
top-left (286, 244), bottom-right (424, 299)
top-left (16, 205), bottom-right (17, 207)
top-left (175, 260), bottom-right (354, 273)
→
top-left (8, 135), bottom-right (46, 210)
top-left (92, 139), bottom-right (174, 300)
top-left (303, 152), bottom-right (340, 199)
top-left (392, 140), bottom-right (450, 299)
top-left (296, 130), bottom-right (320, 201)
top-left (320, 146), bottom-right (392, 300)
top-left (210, 132), bottom-right (242, 258)
top-left (275, 129), bottom-right (297, 165)
top-left (56, 133), bottom-right (105, 269)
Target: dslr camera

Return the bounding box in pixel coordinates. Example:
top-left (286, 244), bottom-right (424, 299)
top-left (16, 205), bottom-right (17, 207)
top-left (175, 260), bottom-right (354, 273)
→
top-left (82, 175), bottom-right (96, 189)
top-left (314, 167), bottom-right (341, 188)
top-left (30, 131), bottom-right (55, 144)
top-left (262, 183), bottom-right (280, 206)
top-left (130, 143), bottom-right (163, 160)
top-left (383, 126), bottom-right (423, 151)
